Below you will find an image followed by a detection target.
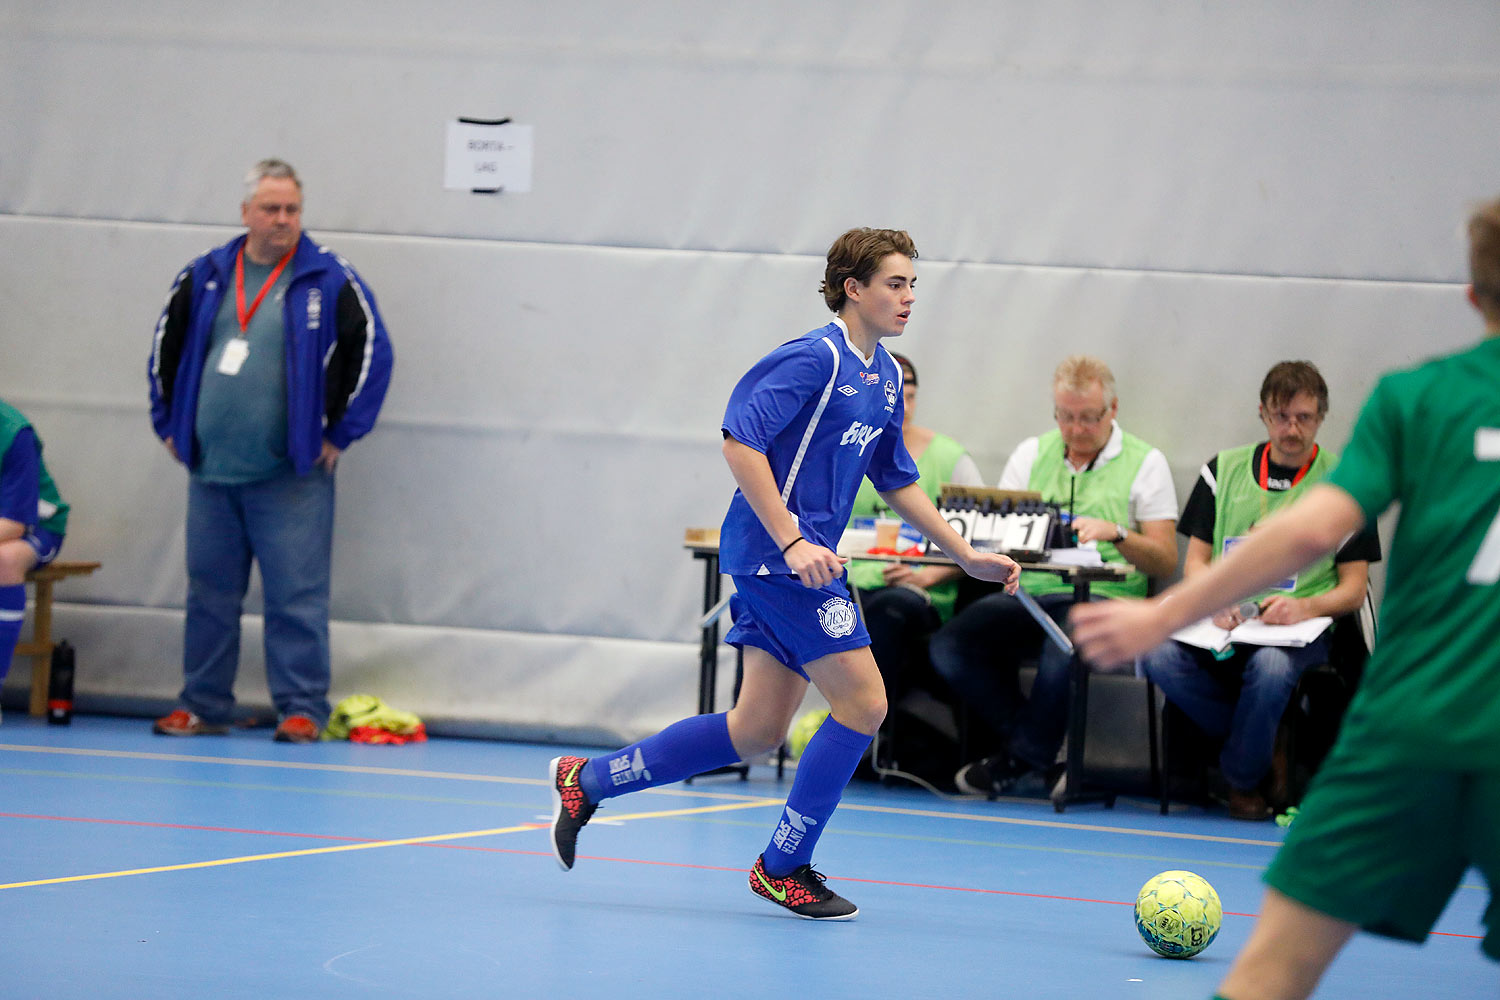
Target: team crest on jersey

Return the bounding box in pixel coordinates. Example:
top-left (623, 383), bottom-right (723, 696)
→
top-left (859, 371), bottom-right (880, 385)
top-left (838, 385), bottom-right (858, 396)
top-left (884, 380), bottom-right (898, 407)
top-left (817, 597), bottom-right (857, 638)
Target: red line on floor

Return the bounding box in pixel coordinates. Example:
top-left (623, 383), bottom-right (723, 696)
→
top-left (2, 811), bottom-right (1482, 941)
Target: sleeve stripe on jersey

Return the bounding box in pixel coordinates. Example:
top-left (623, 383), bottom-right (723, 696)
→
top-left (780, 336), bottom-right (841, 505)
top-left (334, 253), bottom-right (378, 404)
top-left (1199, 462), bottom-right (1217, 496)
top-left (149, 263), bottom-right (193, 389)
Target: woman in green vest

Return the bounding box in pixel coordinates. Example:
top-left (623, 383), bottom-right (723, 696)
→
top-left (845, 353), bottom-right (983, 734)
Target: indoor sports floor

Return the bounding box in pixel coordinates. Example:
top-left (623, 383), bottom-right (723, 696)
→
top-left (2, 714), bottom-right (1493, 1000)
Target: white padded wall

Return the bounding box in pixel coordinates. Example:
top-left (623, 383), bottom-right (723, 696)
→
top-left (2, 2), bottom-right (1497, 739)
top-left (5, 3), bottom-right (1497, 276)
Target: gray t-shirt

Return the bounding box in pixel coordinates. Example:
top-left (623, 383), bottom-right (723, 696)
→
top-left (193, 258), bottom-right (292, 483)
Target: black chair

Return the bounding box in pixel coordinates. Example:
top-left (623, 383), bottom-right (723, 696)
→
top-left (1278, 590), bottom-right (1375, 805)
top-left (1153, 589), bottom-right (1376, 812)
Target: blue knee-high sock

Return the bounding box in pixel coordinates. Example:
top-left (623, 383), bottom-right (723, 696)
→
top-left (0, 584), bottom-right (24, 683)
top-left (580, 712), bottom-right (739, 802)
top-left (762, 715), bottom-right (871, 876)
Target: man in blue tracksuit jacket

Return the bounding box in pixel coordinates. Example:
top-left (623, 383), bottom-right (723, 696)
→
top-left (147, 158), bottom-right (393, 742)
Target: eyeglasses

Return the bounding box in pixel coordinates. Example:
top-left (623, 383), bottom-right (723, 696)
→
top-left (1054, 407), bottom-right (1110, 428)
top-left (1263, 409), bottom-right (1323, 429)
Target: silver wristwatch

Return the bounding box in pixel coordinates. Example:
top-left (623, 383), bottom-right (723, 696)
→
top-left (1114, 523), bottom-right (1128, 542)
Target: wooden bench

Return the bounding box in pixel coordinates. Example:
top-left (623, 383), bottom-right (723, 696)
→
top-left (15, 560), bottom-right (100, 716)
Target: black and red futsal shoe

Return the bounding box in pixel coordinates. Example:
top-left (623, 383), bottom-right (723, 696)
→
top-left (548, 755), bottom-right (598, 871)
top-left (748, 855), bottom-right (859, 920)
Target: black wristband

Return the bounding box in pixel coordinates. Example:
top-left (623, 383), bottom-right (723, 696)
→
top-left (781, 535), bottom-right (805, 555)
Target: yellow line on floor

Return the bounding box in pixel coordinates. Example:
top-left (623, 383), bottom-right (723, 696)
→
top-left (0, 798), bottom-right (781, 891)
top-left (0, 744), bottom-right (767, 800)
top-left (1, 744), bottom-right (1279, 846)
top-left (0, 743), bottom-right (540, 784)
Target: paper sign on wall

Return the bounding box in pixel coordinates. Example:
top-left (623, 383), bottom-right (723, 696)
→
top-left (444, 118), bottom-right (533, 193)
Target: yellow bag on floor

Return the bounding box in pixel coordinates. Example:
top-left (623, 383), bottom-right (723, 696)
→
top-left (324, 694), bottom-right (425, 743)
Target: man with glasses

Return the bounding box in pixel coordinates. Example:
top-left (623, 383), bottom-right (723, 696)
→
top-left (931, 355), bottom-right (1179, 797)
top-left (147, 159), bottom-right (394, 744)
top-left (1138, 361), bottom-right (1379, 819)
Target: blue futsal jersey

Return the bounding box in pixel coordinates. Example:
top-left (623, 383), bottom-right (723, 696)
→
top-left (719, 319), bottom-right (919, 576)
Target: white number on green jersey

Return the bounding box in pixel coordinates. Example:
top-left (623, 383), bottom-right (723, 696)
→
top-left (1469, 428), bottom-right (1500, 585)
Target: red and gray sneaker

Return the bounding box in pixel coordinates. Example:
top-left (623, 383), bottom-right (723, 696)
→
top-left (152, 709), bottom-right (228, 736)
top-left (273, 714), bottom-right (321, 744)
top-left (749, 855), bottom-right (859, 920)
top-left (548, 755), bottom-right (598, 871)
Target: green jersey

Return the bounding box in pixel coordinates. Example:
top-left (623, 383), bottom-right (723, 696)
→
top-left (1327, 335), bottom-right (1500, 770)
top-left (0, 400), bottom-right (69, 536)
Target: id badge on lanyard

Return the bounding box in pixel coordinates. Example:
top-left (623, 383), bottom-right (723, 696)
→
top-left (220, 244), bottom-right (293, 377)
top-left (217, 337), bottom-right (250, 375)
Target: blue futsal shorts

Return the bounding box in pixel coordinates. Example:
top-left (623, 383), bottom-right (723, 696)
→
top-left (21, 527), bottom-right (63, 568)
top-left (724, 573), bottom-right (870, 678)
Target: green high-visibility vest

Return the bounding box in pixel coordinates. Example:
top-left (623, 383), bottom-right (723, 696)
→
top-left (1211, 442), bottom-right (1338, 601)
top-left (847, 431), bottom-right (969, 620)
top-left (1024, 428), bottom-right (1151, 599)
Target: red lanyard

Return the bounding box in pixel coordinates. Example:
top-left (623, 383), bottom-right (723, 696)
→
top-left (1258, 442), bottom-right (1317, 489)
top-left (235, 246), bottom-right (295, 334)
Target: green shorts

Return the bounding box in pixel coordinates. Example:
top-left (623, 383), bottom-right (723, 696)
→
top-left (1265, 744), bottom-right (1499, 960)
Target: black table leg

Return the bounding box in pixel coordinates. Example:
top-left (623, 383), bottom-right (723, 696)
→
top-left (688, 551), bottom-right (749, 781)
top-left (697, 551), bottom-right (721, 715)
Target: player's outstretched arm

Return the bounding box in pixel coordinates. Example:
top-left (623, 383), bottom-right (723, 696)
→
top-left (878, 482), bottom-right (1019, 592)
top-left (1071, 484), bottom-right (1364, 668)
top-left (721, 435), bottom-right (846, 588)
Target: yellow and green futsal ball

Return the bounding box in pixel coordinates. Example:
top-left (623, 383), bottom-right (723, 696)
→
top-left (787, 709), bottom-right (829, 759)
top-left (1134, 870), bottom-right (1223, 958)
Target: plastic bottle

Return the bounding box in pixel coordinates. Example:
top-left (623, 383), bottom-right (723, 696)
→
top-left (47, 640), bottom-right (74, 725)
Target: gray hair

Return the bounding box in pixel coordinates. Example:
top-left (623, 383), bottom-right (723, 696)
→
top-left (243, 158), bottom-right (301, 201)
top-left (1053, 354), bottom-right (1118, 407)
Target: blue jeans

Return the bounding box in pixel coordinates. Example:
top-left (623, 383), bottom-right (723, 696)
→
top-left (181, 469), bottom-right (335, 725)
top-left (1141, 633), bottom-right (1331, 791)
top-left (928, 590), bottom-right (1078, 770)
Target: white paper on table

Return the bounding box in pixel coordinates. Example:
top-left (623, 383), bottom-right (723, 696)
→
top-left (1043, 545), bottom-right (1104, 567)
top-left (1171, 615), bottom-right (1333, 654)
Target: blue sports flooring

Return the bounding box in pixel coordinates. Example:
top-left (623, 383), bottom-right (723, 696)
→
top-left (1, 714), bottom-right (1493, 1000)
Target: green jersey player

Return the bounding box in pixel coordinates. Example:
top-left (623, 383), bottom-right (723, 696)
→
top-left (1072, 195), bottom-right (1500, 998)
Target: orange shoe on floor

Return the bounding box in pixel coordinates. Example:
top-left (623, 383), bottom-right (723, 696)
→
top-left (152, 709), bottom-right (228, 736)
top-left (273, 714), bottom-right (320, 743)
